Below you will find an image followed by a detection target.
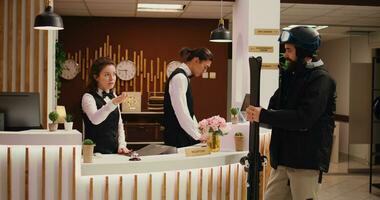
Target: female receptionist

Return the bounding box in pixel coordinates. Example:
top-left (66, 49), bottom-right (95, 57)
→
top-left (163, 47), bottom-right (213, 147)
top-left (82, 57), bottom-right (131, 154)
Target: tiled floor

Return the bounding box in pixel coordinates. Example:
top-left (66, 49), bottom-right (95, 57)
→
top-left (329, 161), bottom-right (349, 174)
top-left (328, 154), bottom-right (371, 174)
top-left (319, 174), bottom-right (380, 200)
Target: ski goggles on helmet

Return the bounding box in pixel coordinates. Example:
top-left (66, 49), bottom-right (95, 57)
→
top-left (278, 30), bottom-right (321, 53)
top-left (278, 30), bottom-right (296, 44)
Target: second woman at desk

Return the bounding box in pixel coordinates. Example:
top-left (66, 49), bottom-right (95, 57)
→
top-left (82, 57), bottom-right (131, 154)
top-left (163, 47), bottom-right (213, 147)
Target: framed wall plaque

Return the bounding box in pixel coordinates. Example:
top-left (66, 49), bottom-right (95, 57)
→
top-left (122, 92), bottom-right (142, 112)
top-left (254, 29), bottom-right (280, 35)
top-left (248, 46), bottom-right (274, 53)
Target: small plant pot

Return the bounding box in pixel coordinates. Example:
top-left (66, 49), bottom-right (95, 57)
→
top-left (64, 122), bottom-right (73, 131)
top-left (231, 115), bottom-right (239, 124)
top-left (234, 136), bottom-right (245, 151)
top-left (83, 144), bottom-right (95, 163)
top-left (48, 123), bottom-right (58, 132)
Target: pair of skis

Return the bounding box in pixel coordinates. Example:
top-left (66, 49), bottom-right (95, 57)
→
top-left (240, 56), bottom-right (265, 200)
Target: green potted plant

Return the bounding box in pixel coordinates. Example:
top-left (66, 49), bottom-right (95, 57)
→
top-left (230, 107), bottom-right (239, 124)
top-left (234, 132), bottom-right (245, 151)
top-left (83, 139), bottom-right (95, 163)
top-left (48, 111), bottom-right (59, 131)
top-left (64, 113), bottom-right (73, 131)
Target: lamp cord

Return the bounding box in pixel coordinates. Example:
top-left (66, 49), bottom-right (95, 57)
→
top-left (220, 0), bottom-right (223, 19)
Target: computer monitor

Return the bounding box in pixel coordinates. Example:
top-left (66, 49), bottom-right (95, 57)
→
top-left (240, 93), bottom-right (251, 112)
top-left (237, 94), bottom-right (251, 122)
top-left (0, 92), bottom-right (41, 131)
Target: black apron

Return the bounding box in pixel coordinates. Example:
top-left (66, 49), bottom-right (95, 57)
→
top-left (163, 68), bottom-right (199, 147)
top-left (82, 91), bottom-right (120, 154)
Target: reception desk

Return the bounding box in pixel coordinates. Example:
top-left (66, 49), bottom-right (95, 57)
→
top-left (82, 151), bottom-right (247, 176)
top-left (0, 123), bottom-right (271, 200)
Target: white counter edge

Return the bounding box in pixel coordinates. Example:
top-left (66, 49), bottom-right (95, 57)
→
top-left (0, 129), bottom-right (82, 145)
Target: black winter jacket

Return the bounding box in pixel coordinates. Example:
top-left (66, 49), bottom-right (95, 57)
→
top-left (260, 60), bottom-right (336, 172)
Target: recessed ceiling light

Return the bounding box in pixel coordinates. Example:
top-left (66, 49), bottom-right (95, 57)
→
top-left (137, 3), bottom-right (185, 13)
top-left (282, 25), bottom-right (328, 31)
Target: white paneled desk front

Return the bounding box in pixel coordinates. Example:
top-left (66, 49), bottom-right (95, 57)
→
top-left (0, 127), bottom-right (273, 200)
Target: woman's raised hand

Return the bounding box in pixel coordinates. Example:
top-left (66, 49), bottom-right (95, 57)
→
top-left (112, 92), bottom-right (128, 105)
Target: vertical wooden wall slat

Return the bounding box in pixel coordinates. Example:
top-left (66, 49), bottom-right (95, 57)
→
top-left (58, 147), bottom-right (63, 200)
top-left (133, 175), bottom-right (138, 200)
top-left (175, 172), bottom-right (180, 200)
top-left (43, 31), bottom-right (48, 128)
top-left (33, 0), bottom-right (40, 92)
top-left (72, 147), bottom-right (76, 200)
top-left (7, 147), bottom-right (12, 200)
top-left (42, 147), bottom-right (46, 200)
top-left (225, 165), bottom-right (231, 200)
top-left (118, 176), bottom-right (123, 200)
top-left (25, 0), bottom-right (31, 92)
top-left (0, 0), bottom-right (4, 91)
top-left (104, 176), bottom-right (109, 200)
top-left (161, 173), bottom-right (167, 200)
top-left (197, 169), bottom-right (203, 200)
top-left (217, 167), bottom-right (222, 200)
top-left (241, 169), bottom-right (246, 200)
top-left (89, 177), bottom-right (93, 200)
top-left (186, 171), bottom-right (191, 200)
top-left (16, 0), bottom-right (22, 92)
top-left (208, 168), bottom-right (213, 200)
top-left (7, 0), bottom-right (14, 91)
top-left (234, 164), bottom-right (239, 200)
top-left (25, 147), bottom-right (29, 200)
top-left (147, 174), bottom-right (152, 200)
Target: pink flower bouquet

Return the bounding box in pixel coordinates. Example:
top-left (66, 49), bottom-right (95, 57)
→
top-left (199, 115), bottom-right (229, 136)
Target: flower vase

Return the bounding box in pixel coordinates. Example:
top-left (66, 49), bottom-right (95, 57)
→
top-left (207, 132), bottom-right (221, 152)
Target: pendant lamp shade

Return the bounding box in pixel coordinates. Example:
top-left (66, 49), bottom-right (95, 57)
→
top-left (34, 5), bottom-right (64, 30)
top-left (210, 0), bottom-right (231, 43)
top-left (210, 18), bottom-right (232, 42)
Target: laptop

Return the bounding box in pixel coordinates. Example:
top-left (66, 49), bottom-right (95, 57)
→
top-left (136, 144), bottom-right (177, 156)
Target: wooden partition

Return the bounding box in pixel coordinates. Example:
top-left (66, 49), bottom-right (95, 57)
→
top-left (59, 17), bottom-right (229, 131)
top-left (0, 0), bottom-right (50, 127)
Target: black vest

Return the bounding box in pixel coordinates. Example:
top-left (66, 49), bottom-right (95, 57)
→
top-left (82, 91), bottom-right (119, 154)
top-left (163, 68), bottom-right (199, 147)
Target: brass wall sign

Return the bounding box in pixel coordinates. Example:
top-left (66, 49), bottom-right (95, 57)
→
top-left (262, 63), bottom-right (279, 69)
top-left (254, 29), bottom-right (280, 35)
top-left (249, 46), bottom-right (274, 53)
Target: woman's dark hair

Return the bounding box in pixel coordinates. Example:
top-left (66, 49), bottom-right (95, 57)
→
top-left (86, 57), bottom-right (115, 93)
top-left (179, 47), bottom-right (213, 62)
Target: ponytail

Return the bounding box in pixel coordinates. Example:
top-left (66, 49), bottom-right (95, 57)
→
top-left (179, 47), bottom-right (213, 62)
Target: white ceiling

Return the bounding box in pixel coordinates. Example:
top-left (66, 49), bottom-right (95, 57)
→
top-left (54, 0), bottom-right (380, 41)
top-left (54, 0), bottom-right (234, 19)
top-left (280, 3), bottom-right (380, 40)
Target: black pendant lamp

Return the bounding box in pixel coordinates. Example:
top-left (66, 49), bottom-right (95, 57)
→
top-left (34, 0), bottom-right (63, 30)
top-left (210, 0), bottom-right (232, 43)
